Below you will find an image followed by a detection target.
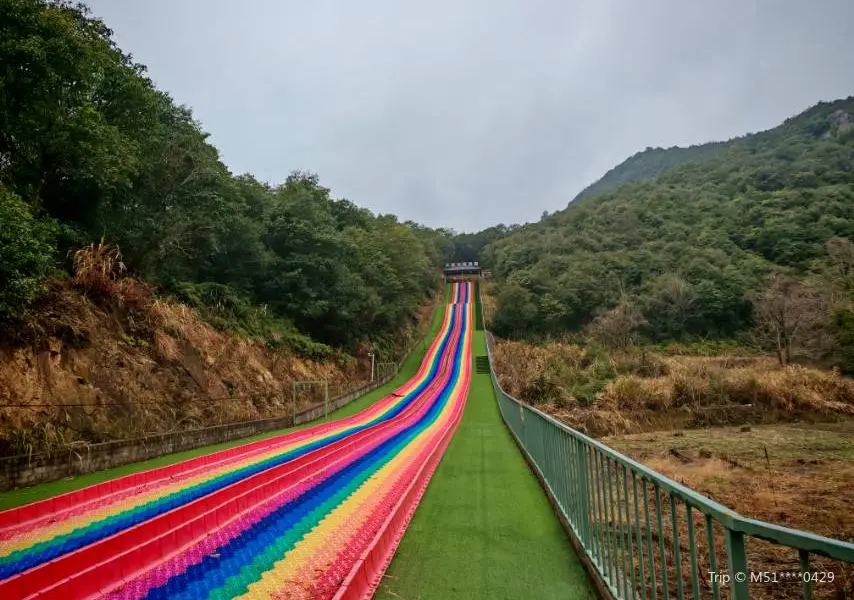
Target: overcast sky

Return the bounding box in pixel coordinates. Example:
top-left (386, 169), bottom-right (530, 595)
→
top-left (85, 0), bottom-right (854, 232)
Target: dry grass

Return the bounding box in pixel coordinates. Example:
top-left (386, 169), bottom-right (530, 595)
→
top-left (601, 355), bottom-right (854, 415)
top-left (604, 422), bottom-right (854, 534)
top-left (71, 241), bottom-right (154, 312)
top-left (480, 280), bottom-right (498, 327)
top-left (602, 423), bottom-right (854, 599)
top-left (72, 241), bottom-right (125, 289)
top-left (491, 337), bottom-right (854, 598)
top-left (493, 339), bottom-right (854, 437)
top-left (492, 339), bottom-right (587, 405)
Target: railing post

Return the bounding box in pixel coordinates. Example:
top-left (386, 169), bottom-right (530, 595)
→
top-left (725, 528), bottom-right (750, 600)
top-left (705, 516), bottom-right (721, 600)
top-left (576, 439), bottom-right (591, 548)
top-left (799, 550), bottom-right (812, 600)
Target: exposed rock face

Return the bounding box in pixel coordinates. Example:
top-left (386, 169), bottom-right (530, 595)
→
top-left (829, 109), bottom-right (852, 133)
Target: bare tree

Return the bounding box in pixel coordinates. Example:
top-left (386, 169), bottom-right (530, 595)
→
top-left (752, 274), bottom-right (828, 366)
top-left (587, 299), bottom-right (646, 349)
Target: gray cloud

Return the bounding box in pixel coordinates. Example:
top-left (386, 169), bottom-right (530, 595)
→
top-left (86, 0), bottom-right (854, 231)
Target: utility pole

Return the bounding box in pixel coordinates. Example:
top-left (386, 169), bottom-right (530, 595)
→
top-left (368, 351), bottom-right (375, 382)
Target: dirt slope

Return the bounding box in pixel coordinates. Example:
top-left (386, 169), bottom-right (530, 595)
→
top-left (0, 279), bottom-right (434, 457)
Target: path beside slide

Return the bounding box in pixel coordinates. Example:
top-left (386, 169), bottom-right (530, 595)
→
top-left (376, 329), bottom-right (596, 600)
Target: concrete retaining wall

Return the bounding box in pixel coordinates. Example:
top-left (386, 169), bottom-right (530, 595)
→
top-left (0, 374), bottom-right (394, 492)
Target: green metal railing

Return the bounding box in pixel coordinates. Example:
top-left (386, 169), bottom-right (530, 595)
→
top-left (484, 332), bottom-right (854, 600)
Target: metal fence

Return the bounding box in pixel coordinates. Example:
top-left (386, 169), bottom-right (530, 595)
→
top-left (484, 332), bottom-right (854, 600)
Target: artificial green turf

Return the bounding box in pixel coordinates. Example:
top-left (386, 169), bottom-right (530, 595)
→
top-left (376, 329), bottom-right (596, 600)
top-left (0, 300), bottom-right (446, 511)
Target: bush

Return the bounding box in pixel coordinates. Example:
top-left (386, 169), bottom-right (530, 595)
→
top-left (571, 378), bottom-right (609, 406)
top-left (519, 372), bottom-right (562, 405)
top-left (173, 282), bottom-right (274, 334)
top-left (831, 308), bottom-right (854, 375)
top-left (671, 373), bottom-right (714, 407)
top-left (265, 331), bottom-right (335, 361)
top-left (650, 338), bottom-right (757, 356)
top-left (0, 186), bottom-right (58, 319)
top-left (603, 376), bottom-right (670, 410)
top-left (612, 350), bottom-right (669, 377)
top-left (172, 281), bottom-right (334, 359)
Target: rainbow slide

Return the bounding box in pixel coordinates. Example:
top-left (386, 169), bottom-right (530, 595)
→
top-left (0, 282), bottom-right (475, 600)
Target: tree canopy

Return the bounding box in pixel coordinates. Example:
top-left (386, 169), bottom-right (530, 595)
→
top-left (0, 0), bottom-right (450, 352)
top-left (481, 97), bottom-right (854, 356)
top-left (4, 1), bottom-right (854, 366)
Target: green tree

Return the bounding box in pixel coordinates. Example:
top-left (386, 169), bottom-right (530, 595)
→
top-left (0, 185), bottom-right (57, 318)
top-left (0, 1), bottom-right (447, 353)
top-left (482, 96), bottom-right (854, 347)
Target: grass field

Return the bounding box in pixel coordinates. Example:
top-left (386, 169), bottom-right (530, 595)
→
top-left (0, 300), bottom-right (446, 511)
top-left (602, 422), bottom-right (854, 599)
top-left (603, 421), bottom-right (854, 545)
top-left (376, 330), bottom-right (595, 600)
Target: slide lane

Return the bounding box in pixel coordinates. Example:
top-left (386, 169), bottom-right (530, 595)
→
top-left (0, 282), bottom-right (473, 600)
top-left (0, 303), bottom-right (455, 568)
top-left (0, 282), bottom-right (470, 535)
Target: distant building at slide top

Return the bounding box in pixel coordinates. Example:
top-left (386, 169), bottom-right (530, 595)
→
top-left (443, 261), bottom-right (483, 282)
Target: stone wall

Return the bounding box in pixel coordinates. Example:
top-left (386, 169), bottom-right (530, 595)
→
top-left (0, 375), bottom-right (394, 492)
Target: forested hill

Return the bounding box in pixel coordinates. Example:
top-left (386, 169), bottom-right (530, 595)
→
top-left (445, 141), bottom-right (730, 264)
top-left (0, 0), bottom-right (451, 355)
top-left (570, 141), bottom-right (727, 205)
top-left (484, 96), bottom-right (854, 360)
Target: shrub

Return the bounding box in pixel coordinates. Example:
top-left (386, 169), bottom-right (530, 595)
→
top-left (831, 308), bottom-right (854, 375)
top-left (571, 378), bottom-right (608, 406)
top-left (586, 301), bottom-right (646, 348)
top-left (172, 281), bottom-right (334, 359)
top-left (671, 373), bottom-right (716, 407)
top-left (612, 349), bottom-right (670, 377)
top-left (265, 331), bottom-right (335, 361)
top-left (0, 186), bottom-right (58, 320)
top-left (72, 241), bottom-right (125, 289)
top-left (651, 338), bottom-right (757, 356)
top-left (602, 376), bottom-right (670, 410)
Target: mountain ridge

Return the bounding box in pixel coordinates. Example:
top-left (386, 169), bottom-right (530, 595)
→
top-left (480, 95), bottom-right (854, 364)
top-left (568, 140), bottom-right (729, 206)
top-left (449, 98), bottom-right (854, 256)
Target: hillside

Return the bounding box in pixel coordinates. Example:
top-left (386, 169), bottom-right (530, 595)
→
top-left (0, 243), bottom-right (439, 457)
top-left (569, 141), bottom-right (727, 205)
top-left (445, 140), bottom-right (728, 264)
top-left (0, 0), bottom-right (453, 454)
top-left (484, 96), bottom-right (854, 367)
top-left (0, 0), bottom-right (450, 354)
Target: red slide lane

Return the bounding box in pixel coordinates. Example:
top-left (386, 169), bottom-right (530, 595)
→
top-left (29, 390), bottom-right (431, 600)
top-left (3, 427), bottom-right (342, 535)
top-left (334, 355), bottom-right (471, 599)
top-left (0, 320), bottom-right (463, 600)
top-left (0, 313), bottom-right (450, 534)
